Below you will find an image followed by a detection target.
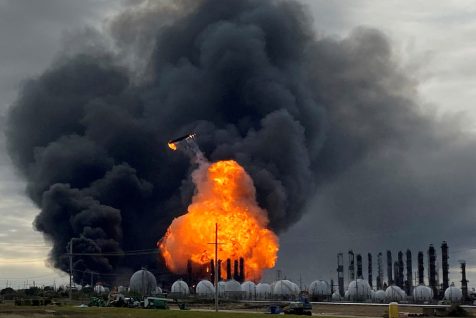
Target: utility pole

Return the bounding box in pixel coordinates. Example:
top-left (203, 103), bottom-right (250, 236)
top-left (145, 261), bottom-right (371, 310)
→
top-left (208, 223), bottom-right (223, 312)
top-left (214, 224), bottom-right (218, 312)
top-left (69, 238), bottom-right (73, 301)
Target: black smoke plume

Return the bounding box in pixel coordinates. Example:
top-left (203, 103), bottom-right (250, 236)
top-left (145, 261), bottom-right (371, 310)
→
top-left (6, 0), bottom-right (464, 282)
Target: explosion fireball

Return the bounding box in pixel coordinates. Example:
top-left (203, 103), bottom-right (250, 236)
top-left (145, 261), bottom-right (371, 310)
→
top-left (159, 160), bottom-right (279, 281)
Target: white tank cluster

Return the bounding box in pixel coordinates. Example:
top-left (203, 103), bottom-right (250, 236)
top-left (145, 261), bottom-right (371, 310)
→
top-left (273, 280), bottom-right (300, 299)
top-left (171, 279), bottom-right (189, 296)
top-left (129, 269), bottom-right (157, 296)
top-left (444, 285), bottom-right (463, 303)
top-left (196, 279), bottom-right (215, 298)
top-left (385, 285), bottom-right (406, 302)
top-left (346, 279), bottom-right (371, 301)
top-left (241, 281), bottom-right (256, 299)
top-left (256, 283), bottom-right (272, 299)
top-left (413, 285), bottom-right (433, 303)
top-left (309, 280), bottom-right (331, 299)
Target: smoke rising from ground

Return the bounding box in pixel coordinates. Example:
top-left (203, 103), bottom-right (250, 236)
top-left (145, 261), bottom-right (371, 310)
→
top-left (6, 0), bottom-right (476, 282)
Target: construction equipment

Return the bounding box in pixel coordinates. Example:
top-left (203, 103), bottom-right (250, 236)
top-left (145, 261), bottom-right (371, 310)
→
top-left (88, 297), bottom-right (105, 307)
top-left (282, 301), bottom-right (312, 315)
top-left (143, 297), bottom-right (169, 309)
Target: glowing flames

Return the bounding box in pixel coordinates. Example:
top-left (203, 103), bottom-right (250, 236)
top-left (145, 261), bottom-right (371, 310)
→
top-left (168, 142), bottom-right (177, 151)
top-left (159, 160), bottom-right (279, 281)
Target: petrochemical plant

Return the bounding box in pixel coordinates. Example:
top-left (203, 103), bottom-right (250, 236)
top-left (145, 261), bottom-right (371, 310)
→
top-left (88, 241), bottom-right (473, 305)
top-left (332, 241), bottom-right (469, 304)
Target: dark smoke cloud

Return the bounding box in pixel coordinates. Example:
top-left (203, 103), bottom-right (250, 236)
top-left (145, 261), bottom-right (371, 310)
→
top-left (6, 0), bottom-right (475, 283)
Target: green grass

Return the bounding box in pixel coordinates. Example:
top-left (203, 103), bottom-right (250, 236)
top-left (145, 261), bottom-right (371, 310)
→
top-left (0, 305), bottom-right (317, 318)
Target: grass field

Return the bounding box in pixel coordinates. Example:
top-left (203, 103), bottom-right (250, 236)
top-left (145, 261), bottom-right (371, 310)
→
top-left (0, 304), bottom-right (313, 318)
top-left (3, 302), bottom-right (467, 318)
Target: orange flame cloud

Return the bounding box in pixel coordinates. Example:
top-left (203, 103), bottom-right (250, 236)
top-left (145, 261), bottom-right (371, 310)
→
top-left (159, 160), bottom-right (279, 281)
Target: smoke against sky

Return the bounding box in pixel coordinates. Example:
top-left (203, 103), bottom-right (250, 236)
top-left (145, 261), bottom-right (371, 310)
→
top-left (3, 0), bottom-right (476, 286)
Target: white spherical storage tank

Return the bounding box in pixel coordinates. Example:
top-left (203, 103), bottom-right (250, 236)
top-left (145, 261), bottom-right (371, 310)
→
top-left (225, 279), bottom-right (241, 292)
top-left (256, 283), bottom-right (272, 299)
top-left (94, 284), bottom-right (106, 294)
top-left (344, 290), bottom-right (350, 300)
top-left (196, 280), bottom-right (215, 298)
top-left (129, 269), bottom-right (157, 295)
top-left (347, 279), bottom-right (371, 301)
top-left (273, 280), bottom-right (299, 298)
top-left (444, 285), bottom-right (463, 303)
top-left (241, 281), bottom-right (256, 299)
top-left (118, 286), bottom-right (127, 294)
top-left (171, 279), bottom-right (189, 295)
top-left (217, 281), bottom-right (226, 297)
top-left (331, 292), bottom-right (342, 301)
top-left (309, 280), bottom-right (331, 298)
top-left (224, 279), bottom-right (242, 299)
top-left (413, 285), bottom-right (433, 303)
top-left (373, 290), bottom-right (386, 303)
top-left (385, 285), bottom-right (405, 302)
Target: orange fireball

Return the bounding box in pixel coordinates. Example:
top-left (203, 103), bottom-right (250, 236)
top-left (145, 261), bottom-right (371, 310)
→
top-left (159, 160), bottom-right (279, 282)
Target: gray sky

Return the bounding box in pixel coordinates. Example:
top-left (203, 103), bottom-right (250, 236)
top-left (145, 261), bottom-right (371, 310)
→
top-left (1, 0), bottom-right (476, 289)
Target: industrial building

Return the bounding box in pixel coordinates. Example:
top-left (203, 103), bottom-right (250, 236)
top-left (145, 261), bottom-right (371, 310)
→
top-left (332, 241), bottom-right (468, 304)
top-left (90, 241), bottom-right (470, 305)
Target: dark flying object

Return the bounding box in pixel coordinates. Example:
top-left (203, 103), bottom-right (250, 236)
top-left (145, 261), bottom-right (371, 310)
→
top-left (169, 133), bottom-right (195, 144)
top-left (168, 133), bottom-right (195, 150)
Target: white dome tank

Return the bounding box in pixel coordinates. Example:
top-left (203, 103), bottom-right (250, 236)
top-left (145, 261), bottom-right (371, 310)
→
top-left (331, 292), bottom-right (342, 301)
top-left (309, 280), bottom-right (331, 297)
top-left (256, 283), bottom-right (271, 299)
top-left (196, 280), bottom-right (215, 298)
top-left (129, 269), bottom-right (157, 295)
top-left (225, 279), bottom-right (241, 292)
top-left (273, 280), bottom-right (299, 297)
top-left (94, 284), bottom-right (106, 294)
top-left (117, 286), bottom-right (127, 294)
top-left (444, 285), bottom-right (463, 303)
top-left (218, 281), bottom-right (226, 297)
top-left (171, 279), bottom-right (189, 295)
top-left (385, 285), bottom-right (405, 302)
top-left (241, 281), bottom-right (256, 299)
top-left (413, 285), bottom-right (433, 303)
top-left (347, 279), bottom-right (371, 301)
top-left (373, 290), bottom-right (386, 303)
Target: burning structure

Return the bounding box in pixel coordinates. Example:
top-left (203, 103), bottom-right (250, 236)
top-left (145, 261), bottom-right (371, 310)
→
top-left (159, 140), bottom-right (279, 282)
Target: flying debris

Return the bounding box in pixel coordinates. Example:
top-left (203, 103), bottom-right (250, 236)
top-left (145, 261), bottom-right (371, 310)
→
top-left (168, 133), bottom-right (196, 151)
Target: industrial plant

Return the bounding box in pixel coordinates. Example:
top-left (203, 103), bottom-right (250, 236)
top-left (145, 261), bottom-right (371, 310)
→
top-left (330, 241), bottom-right (469, 304)
top-left (70, 241), bottom-right (473, 306)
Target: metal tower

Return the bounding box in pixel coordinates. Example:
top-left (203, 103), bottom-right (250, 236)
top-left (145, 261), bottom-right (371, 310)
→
top-left (441, 241), bottom-right (449, 291)
top-left (337, 253), bottom-right (344, 296)
top-left (348, 250), bottom-right (355, 282)
top-left (387, 250), bottom-right (393, 285)
top-left (368, 253), bottom-right (373, 288)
